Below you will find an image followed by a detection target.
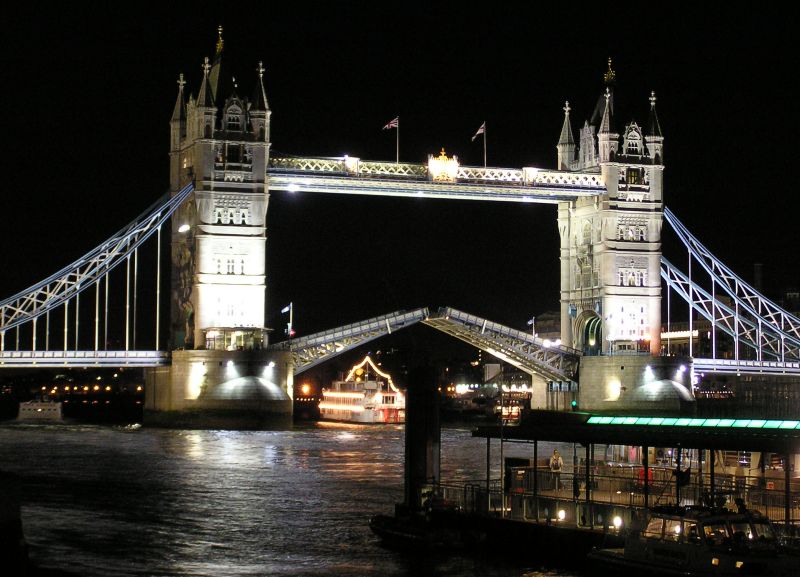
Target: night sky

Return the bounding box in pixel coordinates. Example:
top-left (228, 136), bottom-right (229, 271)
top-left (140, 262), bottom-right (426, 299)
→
top-left (2, 6), bottom-right (796, 369)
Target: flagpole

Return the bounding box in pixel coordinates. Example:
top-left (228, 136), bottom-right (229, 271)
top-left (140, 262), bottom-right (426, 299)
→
top-left (396, 118), bottom-right (399, 164)
top-left (483, 123), bottom-right (487, 168)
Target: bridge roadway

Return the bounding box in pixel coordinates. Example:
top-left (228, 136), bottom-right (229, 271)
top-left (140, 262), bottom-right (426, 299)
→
top-left (266, 156), bottom-right (605, 202)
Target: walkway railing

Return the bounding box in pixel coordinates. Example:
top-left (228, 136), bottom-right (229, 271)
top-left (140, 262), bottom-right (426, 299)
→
top-left (426, 466), bottom-right (800, 531)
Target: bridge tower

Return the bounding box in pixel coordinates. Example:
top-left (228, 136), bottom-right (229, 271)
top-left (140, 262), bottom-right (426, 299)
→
top-left (557, 60), bottom-right (664, 357)
top-left (147, 30), bottom-right (291, 426)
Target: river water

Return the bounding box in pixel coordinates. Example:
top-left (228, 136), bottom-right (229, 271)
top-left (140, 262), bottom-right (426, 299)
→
top-left (0, 422), bottom-right (575, 577)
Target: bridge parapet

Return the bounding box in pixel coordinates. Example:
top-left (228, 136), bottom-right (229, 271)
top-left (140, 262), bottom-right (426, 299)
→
top-left (0, 350), bottom-right (169, 368)
top-left (269, 156), bottom-right (604, 189)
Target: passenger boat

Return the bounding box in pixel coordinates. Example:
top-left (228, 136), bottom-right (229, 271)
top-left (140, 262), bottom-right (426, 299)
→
top-left (589, 505), bottom-right (797, 576)
top-left (17, 399), bottom-right (64, 421)
top-left (319, 355), bottom-right (405, 424)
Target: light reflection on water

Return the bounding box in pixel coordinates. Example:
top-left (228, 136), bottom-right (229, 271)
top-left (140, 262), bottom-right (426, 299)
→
top-left (0, 422), bottom-right (578, 577)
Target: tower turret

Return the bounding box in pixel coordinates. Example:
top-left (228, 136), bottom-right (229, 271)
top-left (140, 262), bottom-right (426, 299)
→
top-left (250, 62), bottom-right (271, 143)
top-left (645, 91), bottom-right (664, 164)
top-left (597, 88), bottom-right (619, 162)
top-left (556, 101), bottom-right (576, 170)
top-left (196, 57), bottom-right (217, 139)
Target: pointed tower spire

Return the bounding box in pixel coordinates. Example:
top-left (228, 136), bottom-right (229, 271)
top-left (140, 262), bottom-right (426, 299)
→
top-left (599, 88), bottom-right (612, 134)
top-left (647, 91), bottom-right (663, 137)
top-left (171, 74), bottom-right (186, 122)
top-left (170, 74), bottom-right (186, 152)
top-left (556, 101), bottom-right (576, 170)
top-left (250, 61), bottom-right (271, 142)
top-left (598, 88), bottom-right (619, 162)
top-left (646, 90), bottom-right (664, 163)
top-left (251, 61), bottom-right (270, 112)
top-left (197, 57), bottom-right (215, 107)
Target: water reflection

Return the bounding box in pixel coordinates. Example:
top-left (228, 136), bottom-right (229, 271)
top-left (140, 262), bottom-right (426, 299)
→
top-left (0, 423), bottom-right (578, 577)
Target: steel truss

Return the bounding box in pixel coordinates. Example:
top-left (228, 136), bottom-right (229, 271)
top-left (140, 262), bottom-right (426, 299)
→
top-left (422, 307), bottom-right (580, 382)
top-left (0, 183), bottom-right (194, 333)
top-left (663, 208), bottom-right (800, 363)
top-left (268, 156), bottom-right (604, 203)
top-left (269, 308), bottom-right (429, 374)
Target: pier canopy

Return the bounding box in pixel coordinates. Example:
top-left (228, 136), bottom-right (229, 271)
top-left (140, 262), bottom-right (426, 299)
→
top-left (473, 411), bottom-right (800, 454)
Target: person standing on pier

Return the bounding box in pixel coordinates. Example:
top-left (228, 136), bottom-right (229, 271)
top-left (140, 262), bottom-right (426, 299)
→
top-left (550, 449), bottom-right (563, 491)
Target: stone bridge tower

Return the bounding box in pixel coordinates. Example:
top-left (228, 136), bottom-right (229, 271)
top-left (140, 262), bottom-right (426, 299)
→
top-left (168, 29), bottom-right (271, 351)
top-left (556, 60), bottom-right (664, 356)
top-left (147, 30), bottom-right (292, 427)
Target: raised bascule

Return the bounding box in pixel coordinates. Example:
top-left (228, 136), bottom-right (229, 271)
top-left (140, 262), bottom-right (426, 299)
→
top-left (1, 38), bottom-right (799, 426)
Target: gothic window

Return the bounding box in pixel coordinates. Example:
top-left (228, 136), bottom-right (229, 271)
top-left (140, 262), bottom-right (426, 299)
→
top-left (214, 208), bottom-right (223, 224)
top-left (617, 224), bottom-right (647, 241)
top-left (240, 209), bottom-right (249, 225)
top-left (227, 259), bottom-right (235, 274)
top-left (623, 123), bottom-right (643, 156)
top-left (240, 259), bottom-right (245, 274)
top-left (626, 168), bottom-right (641, 185)
top-left (216, 259), bottom-right (221, 274)
top-left (226, 106), bottom-right (243, 131)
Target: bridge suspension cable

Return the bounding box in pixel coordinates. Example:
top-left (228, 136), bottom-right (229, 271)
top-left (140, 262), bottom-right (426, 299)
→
top-left (662, 207), bottom-right (800, 365)
top-left (0, 183), bottom-right (194, 339)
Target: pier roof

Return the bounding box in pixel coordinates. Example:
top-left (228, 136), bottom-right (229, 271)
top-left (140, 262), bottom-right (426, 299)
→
top-left (472, 411), bottom-right (800, 454)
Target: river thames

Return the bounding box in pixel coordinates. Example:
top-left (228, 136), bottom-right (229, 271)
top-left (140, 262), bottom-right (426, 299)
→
top-left (0, 422), bottom-right (575, 577)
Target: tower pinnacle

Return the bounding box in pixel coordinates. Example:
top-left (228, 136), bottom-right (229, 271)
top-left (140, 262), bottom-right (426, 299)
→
top-left (604, 57), bottom-right (616, 85)
top-left (216, 25), bottom-right (224, 56)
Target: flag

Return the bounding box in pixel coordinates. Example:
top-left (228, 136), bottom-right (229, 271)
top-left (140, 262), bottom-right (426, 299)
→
top-left (281, 304), bottom-right (291, 314)
top-left (382, 116), bottom-right (399, 130)
top-left (471, 121), bottom-right (486, 141)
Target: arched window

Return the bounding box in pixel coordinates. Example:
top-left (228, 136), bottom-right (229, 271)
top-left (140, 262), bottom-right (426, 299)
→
top-left (226, 105), bottom-right (243, 131)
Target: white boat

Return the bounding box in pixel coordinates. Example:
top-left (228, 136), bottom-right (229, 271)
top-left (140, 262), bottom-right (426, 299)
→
top-left (17, 399), bottom-right (64, 421)
top-left (319, 355), bottom-right (405, 424)
top-left (589, 504), bottom-right (797, 576)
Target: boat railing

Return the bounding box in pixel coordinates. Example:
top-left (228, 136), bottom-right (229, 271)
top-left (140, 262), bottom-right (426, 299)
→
top-left (432, 468), bottom-right (800, 530)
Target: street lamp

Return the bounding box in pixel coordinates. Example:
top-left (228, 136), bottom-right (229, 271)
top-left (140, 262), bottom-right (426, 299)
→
top-left (527, 316), bottom-right (536, 338)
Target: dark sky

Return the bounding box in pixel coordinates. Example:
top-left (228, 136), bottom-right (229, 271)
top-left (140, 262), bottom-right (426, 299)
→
top-left (2, 5), bottom-right (797, 362)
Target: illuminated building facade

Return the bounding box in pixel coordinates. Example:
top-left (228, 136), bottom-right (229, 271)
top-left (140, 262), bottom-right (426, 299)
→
top-left (169, 31), bottom-right (271, 351)
top-left (146, 31), bottom-right (291, 426)
top-left (557, 60), bottom-right (664, 356)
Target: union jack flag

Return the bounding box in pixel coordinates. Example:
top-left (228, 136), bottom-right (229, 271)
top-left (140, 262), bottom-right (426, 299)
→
top-left (382, 116), bottom-right (399, 130)
top-left (471, 121), bottom-right (486, 141)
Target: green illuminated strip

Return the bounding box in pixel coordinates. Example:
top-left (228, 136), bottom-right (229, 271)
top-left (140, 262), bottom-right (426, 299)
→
top-left (587, 416), bottom-right (800, 430)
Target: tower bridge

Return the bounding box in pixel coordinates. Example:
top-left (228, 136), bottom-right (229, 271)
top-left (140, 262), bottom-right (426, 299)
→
top-left (2, 40), bottom-right (799, 425)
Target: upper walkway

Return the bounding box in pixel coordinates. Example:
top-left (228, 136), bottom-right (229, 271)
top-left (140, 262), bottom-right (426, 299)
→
top-left (267, 156), bottom-right (605, 203)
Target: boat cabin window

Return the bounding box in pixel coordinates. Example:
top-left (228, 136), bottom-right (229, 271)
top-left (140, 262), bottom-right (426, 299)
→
top-left (703, 523), bottom-right (729, 546)
top-left (663, 519), bottom-right (682, 542)
top-left (730, 521), bottom-right (754, 541)
top-left (751, 521), bottom-right (776, 541)
top-left (686, 522), bottom-right (701, 544)
top-left (644, 517), bottom-right (664, 539)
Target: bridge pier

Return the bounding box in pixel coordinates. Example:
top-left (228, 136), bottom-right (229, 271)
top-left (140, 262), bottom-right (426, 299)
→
top-left (576, 355), bottom-right (694, 414)
top-left (144, 349), bottom-right (292, 429)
